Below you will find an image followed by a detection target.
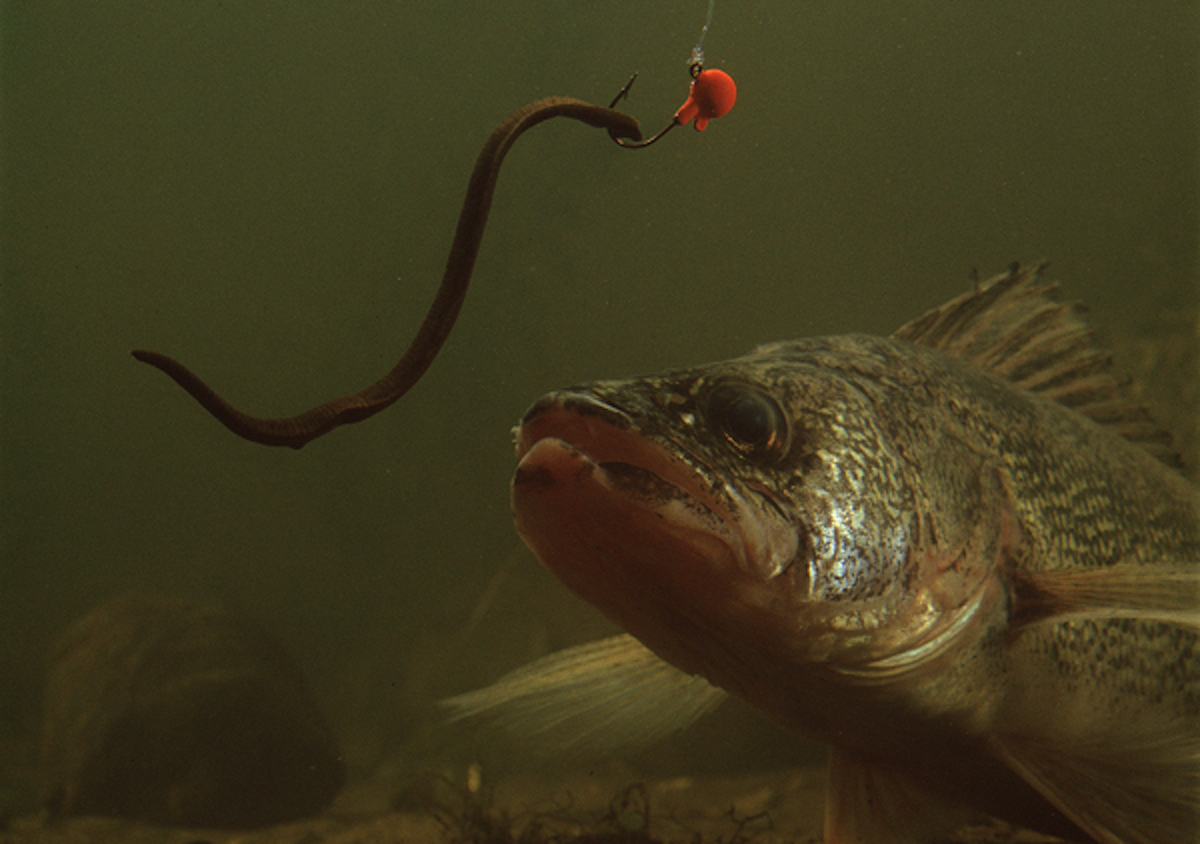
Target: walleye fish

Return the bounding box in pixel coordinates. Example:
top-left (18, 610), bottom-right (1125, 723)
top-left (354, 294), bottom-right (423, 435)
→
top-left (446, 264), bottom-right (1200, 844)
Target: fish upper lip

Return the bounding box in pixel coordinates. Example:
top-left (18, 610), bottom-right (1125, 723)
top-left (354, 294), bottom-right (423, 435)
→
top-left (515, 392), bottom-right (636, 458)
top-left (515, 392), bottom-right (799, 581)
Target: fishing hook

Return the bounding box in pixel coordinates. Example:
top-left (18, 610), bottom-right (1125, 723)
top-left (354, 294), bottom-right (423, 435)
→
top-left (607, 66), bottom-right (737, 150)
top-left (607, 73), bottom-right (678, 148)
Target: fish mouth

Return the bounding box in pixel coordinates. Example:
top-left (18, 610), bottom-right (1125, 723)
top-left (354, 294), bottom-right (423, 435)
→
top-left (511, 392), bottom-right (797, 584)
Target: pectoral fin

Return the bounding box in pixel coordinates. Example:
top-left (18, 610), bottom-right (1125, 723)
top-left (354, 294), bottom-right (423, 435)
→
top-left (441, 634), bottom-right (727, 754)
top-left (1012, 563), bottom-right (1200, 631)
top-left (992, 722), bottom-right (1200, 844)
top-left (1000, 562), bottom-right (1200, 842)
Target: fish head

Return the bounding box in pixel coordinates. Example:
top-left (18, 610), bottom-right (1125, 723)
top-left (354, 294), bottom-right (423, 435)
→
top-left (511, 338), bottom-right (1007, 723)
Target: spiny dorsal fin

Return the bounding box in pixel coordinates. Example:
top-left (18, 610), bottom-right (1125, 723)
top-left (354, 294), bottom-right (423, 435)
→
top-left (893, 262), bottom-right (1182, 467)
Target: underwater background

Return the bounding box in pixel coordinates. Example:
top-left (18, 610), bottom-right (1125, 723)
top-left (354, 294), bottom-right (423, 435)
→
top-left (2, 0), bottom-right (1196, 828)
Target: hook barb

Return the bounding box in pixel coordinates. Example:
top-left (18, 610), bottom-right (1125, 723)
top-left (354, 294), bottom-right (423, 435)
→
top-left (606, 73), bottom-right (679, 149)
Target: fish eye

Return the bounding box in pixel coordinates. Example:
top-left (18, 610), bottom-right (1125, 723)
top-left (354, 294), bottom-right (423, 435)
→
top-left (705, 383), bottom-right (790, 462)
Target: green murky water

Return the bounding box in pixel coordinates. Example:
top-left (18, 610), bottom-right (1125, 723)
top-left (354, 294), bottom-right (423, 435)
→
top-left (2, 0), bottom-right (1196, 825)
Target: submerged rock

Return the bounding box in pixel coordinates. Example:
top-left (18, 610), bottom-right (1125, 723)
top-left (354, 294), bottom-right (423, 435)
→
top-left (40, 591), bottom-right (344, 828)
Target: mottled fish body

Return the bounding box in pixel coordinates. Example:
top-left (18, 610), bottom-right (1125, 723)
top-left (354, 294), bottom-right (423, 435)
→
top-left (447, 265), bottom-right (1199, 843)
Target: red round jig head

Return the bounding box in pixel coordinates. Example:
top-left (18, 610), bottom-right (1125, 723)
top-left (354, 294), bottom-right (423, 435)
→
top-left (673, 69), bottom-right (737, 131)
top-left (607, 67), bottom-right (737, 148)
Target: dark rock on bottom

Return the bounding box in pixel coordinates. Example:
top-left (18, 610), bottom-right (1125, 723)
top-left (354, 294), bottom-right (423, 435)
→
top-left (40, 591), bottom-right (344, 828)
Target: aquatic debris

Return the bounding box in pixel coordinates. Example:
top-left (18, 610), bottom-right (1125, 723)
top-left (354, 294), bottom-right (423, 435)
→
top-left (424, 778), bottom-right (772, 844)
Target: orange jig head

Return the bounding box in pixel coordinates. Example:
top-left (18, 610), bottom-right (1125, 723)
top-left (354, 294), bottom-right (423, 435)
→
top-left (673, 69), bottom-right (737, 131)
top-left (607, 67), bottom-right (737, 148)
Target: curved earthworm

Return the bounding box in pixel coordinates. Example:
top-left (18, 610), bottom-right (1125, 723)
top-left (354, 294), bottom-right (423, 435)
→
top-left (132, 97), bottom-right (642, 449)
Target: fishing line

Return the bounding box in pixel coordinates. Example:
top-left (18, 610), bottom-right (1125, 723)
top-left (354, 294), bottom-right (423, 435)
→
top-left (689, 0), bottom-right (717, 75)
top-left (608, 0), bottom-right (737, 148)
